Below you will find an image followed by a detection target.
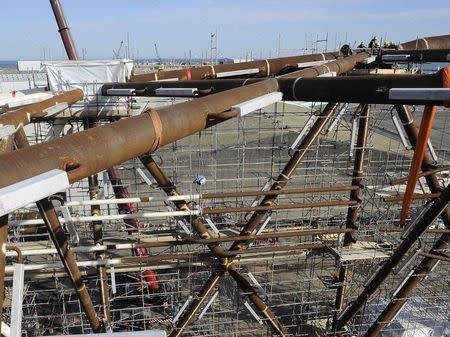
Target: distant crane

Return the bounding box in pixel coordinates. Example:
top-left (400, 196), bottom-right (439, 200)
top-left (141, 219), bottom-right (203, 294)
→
top-left (113, 40), bottom-right (124, 59)
top-left (154, 43), bottom-right (165, 71)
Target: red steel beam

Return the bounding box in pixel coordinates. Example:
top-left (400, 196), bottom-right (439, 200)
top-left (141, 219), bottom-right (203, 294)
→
top-left (49, 0), bottom-right (79, 60)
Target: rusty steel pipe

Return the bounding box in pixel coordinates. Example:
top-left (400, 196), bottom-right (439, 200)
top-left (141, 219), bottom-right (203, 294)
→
top-left (104, 52), bottom-right (370, 98)
top-left (130, 51), bottom-right (340, 82)
top-left (2, 228), bottom-right (352, 254)
top-left (49, 0), bottom-right (79, 60)
top-left (84, 120), bottom-right (111, 324)
top-left (418, 250), bottom-right (450, 262)
top-left (398, 34), bottom-right (450, 50)
top-left (281, 51), bottom-right (369, 78)
top-left (118, 243), bottom-right (325, 265)
top-left (140, 156), bottom-right (288, 336)
top-left (12, 125), bottom-right (104, 332)
top-left (102, 79), bottom-right (263, 97)
top-left (230, 102), bottom-right (340, 253)
top-left (390, 165), bottom-right (450, 186)
top-left (140, 156), bottom-right (228, 260)
top-left (169, 271), bottom-right (223, 337)
top-left (201, 199), bottom-right (356, 215)
top-left (37, 198), bottom-right (104, 332)
top-left (378, 227), bottom-right (450, 234)
top-left (335, 183), bottom-right (450, 331)
top-left (5, 245), bottom-right (23, 264)
top-left (0, 89), bottom-right (83, 129)
top-left (344, 104), bottom-right (370, 245)
top-left (383, 192), bottom-right (441, 202)
top-left (332, 105), bottom-right (371, 332)
top-left (202, 185), bottom-right (358, 198)
top-left (0, 79), bottom-right (279, 189)
top-left (166, 102), bottom-right (340, 335)
top-left (228, 265), bottom-right (289, 336)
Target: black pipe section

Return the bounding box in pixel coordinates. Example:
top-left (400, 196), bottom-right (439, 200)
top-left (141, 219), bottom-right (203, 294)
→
top-left (377, 48), bottom-right (450, 63)
top-left (279, 72), bottom-right (445, 105)
top-left (103, 71), bottom-right (447, 105)
top-left (101, 79), bottom-right (260, 97)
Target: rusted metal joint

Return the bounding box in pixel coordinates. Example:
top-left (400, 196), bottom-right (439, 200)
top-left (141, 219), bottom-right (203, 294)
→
top-left (6, 245), bottom-right (23, 264)
top-left (179, 205), bottom-right (190, 212)
top-left (146, 109), bottom-right (163, 153)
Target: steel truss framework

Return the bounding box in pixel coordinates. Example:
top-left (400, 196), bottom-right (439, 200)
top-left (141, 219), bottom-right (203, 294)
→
top-left (0, 24), bottom-right (449, 337)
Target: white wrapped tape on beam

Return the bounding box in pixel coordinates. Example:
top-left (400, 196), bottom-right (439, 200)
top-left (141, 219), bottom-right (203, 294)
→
top-left (42, 102), bottom-right (69, 117)
top-left (296, 60), bottom-right (329, 68)
top-left (389, 88), bottom-right (450, 101)
top-left (232, 92), bottom-right (283, 116)
top-left (318, 71), bottom-right (337, 77)
top-left (106, 89), bottom-right (135, 96)
top-left (0, 169), bottom-right (70, 217)
top-left (154, 88), bottom-right (197, 97)
top-left (382, 54), bottom-right (410, 61)
top-left (359, 56), bottom-right (377, 64)
top-left (216, 68), bottom-right (260, 78)
top-left (153, 77), bottom-right (179, 82)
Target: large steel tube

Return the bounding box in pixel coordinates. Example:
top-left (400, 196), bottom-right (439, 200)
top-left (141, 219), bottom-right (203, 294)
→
top-left (130, 52), bottom-right (340, 82)
top-left (37, 199), bottom-right (104, 332)
top-left (398, 34), bottom-right (450, 50)
top-left (227, 266), bottom-right (289, 336)
top-left (112, 69), bottom-right (447, 104)
top-left (49, 0), bottom-right (79, 60)
top-left (281, 51), bottom-right (369, 78)
top-left (335, 182), bottom-right (450, 331)
top-left (0, 79), bottom-right (279, 189)
top-left (103, 52), bottom-right (370, 98)
top-left (0, 89), bottom-right (83, 129)
top-left (140, 156), bottom-right (288, 336)
top-left (13, 126), bottom-right (104, 332)
top-left (332, 105), bottom-right (371, 331)
top-left (378, 48), bottom-right (450, 63)
top-left (344, 104), bottom-right (370, 245)
top-left (102, 79), bottom-right (261, 96)
top-left (229, 102), bottom-right (340, 253)
top-left (390, 165), bottom-right (450, 185)
top-left (169, 271), bottom-right (223, 337)
top-left (279, 71), bottom-right (446, 104)
top-left (4, 228), bottom-right (352, 258)
top-left (84, 119), bottom-right (111, 324)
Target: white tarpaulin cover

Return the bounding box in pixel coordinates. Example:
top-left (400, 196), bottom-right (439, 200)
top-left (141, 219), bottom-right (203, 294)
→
top-left (43, 59), bottom-right (133, 96)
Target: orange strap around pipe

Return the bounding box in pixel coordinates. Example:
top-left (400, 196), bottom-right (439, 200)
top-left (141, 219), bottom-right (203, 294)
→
top-left (443, 67), bottom-right (450, 108)
top-left (399, 67), bottom-right (450, 226)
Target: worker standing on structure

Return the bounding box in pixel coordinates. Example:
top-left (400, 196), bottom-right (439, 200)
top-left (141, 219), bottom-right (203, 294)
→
top-left (368, 36), bottom-right (380, 48)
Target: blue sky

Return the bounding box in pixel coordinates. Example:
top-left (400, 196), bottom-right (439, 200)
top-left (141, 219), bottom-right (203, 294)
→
top-left (1, 0), bottom-right (449, 60)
